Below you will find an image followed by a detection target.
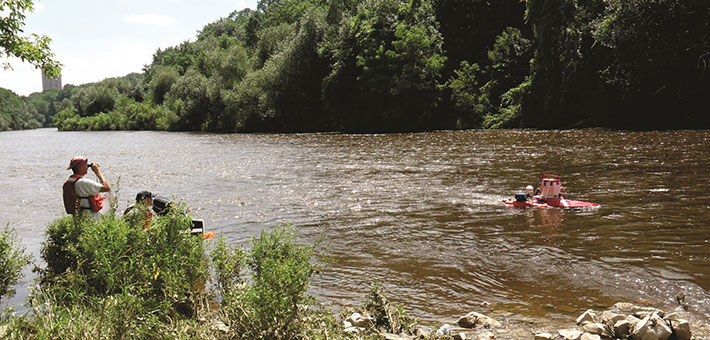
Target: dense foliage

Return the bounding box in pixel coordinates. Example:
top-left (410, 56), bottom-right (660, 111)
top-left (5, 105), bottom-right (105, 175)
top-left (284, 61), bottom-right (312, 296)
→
top-left (0, 228), bottom-right (30, 305)
top-left (2, 0), bottom-right (709, 132)
top-left (0, 208), bottom-right (418, 339)
top-left (0, 0), bottom-right (61, 77)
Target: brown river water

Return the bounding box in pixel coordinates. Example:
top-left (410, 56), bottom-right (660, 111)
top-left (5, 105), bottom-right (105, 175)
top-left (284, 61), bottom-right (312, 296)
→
top-left (1, 128), bottom-right (709, 328)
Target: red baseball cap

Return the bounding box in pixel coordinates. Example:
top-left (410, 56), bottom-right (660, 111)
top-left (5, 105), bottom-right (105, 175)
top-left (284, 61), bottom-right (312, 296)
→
top-left (66, 156), bottom-right (88, 170)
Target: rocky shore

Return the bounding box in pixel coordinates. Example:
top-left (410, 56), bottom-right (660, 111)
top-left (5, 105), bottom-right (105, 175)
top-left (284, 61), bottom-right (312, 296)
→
top-left (343, 302), bottom-right (710, 340)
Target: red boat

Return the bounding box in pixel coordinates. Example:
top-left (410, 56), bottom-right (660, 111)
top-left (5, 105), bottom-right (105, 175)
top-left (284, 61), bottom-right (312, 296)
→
top-left (503, 174), bottom-right (599, 208)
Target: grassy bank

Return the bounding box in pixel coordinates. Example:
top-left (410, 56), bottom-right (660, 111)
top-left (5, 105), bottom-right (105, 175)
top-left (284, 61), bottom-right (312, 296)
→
top-left (0, 207), bottom-right (419, 340)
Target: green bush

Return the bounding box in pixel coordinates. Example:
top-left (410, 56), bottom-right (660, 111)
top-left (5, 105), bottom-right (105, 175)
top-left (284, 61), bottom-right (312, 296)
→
top-left (0, 228), bottom-right (31, 305)
top-left (39, 208), bottom-right (208, 310)
top-left (1, 210), bottom-right (426, 340)
top-left (209, 237), bottom-right (246, 300)
top-left (218, 227), bottom-right (325, 340)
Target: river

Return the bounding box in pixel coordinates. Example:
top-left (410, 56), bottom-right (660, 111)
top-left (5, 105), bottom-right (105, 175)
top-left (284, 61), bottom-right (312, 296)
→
top-left (1, 128), bottom-right (709, 327)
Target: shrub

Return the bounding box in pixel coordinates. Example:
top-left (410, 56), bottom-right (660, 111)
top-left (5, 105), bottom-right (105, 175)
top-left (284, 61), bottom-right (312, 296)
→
top-left (0, 228), bottom-right (31, 305)
top-left (13, 217), bottom-right (402, 339)
top-left (39, 208), bottom-right (208, 311)
top-left (219, 226), bottom-right (324, 340)
top-left (209, 237), bottom-right (246, 299)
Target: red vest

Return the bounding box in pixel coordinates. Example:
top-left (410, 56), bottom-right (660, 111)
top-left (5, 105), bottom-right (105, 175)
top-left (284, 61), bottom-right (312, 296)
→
top-left (62, 175), bottom-right (103, 214)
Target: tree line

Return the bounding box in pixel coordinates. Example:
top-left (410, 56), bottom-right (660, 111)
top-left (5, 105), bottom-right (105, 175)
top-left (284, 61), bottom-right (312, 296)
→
top-left (2, 0), bottom-right (709, 133)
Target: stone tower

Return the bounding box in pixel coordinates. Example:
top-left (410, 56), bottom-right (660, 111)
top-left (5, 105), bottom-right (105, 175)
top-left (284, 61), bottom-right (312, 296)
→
top-left (41, 70), bottom-right (62, 91)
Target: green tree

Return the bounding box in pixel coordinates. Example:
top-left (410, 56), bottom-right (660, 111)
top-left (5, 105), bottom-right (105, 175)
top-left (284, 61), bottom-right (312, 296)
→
top-left (73, 85), bottom-right (119, 117)
top-left (0, 0), bottom-right (61, 76)
top-left (148, 66), bottom-right (179, 105)
top-left (0, 87), bottom-right (43, 130)
top-left (431, 0), bottom-right (528, 78)
top-left (235, 8), bottom-right (331, 132)
top-left (592, 0), bottom-right (710, 128)
top-left (324, 0), bottom-right (447, 132)
top-left (164, 68), bottom-right (211, 130)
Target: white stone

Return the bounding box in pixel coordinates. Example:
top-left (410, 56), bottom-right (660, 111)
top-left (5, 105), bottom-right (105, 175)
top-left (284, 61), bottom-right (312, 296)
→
top-left (559, 328), bottom-right (584, 340)
top-left (631, 312), bottom-right (672, 340)
top-left (346, 312), bottom-right (374, 328)
top-left (582, 322), bottom-right (605, 335)
top-left (668, 318), bottom-right (692, 340)
top-left (416, 326), bottom-right (433, 338)
top-left (453, 332), bottom-right (467, 340)
top-left (457, 311), bottom-right (501, 329)
top-left (534, 332), bottom-right (554, 340)
top-left (344, 326), bottom-right (365, 334)
top-left (580, 333), bottom-right (601, 340)
top-left (613, 319), bottom-right (632, 338)
top-left (383, 333), bottom-right (413, 340)
top-left (613, 302), bottom-right (636, 311)
top-left (576, 310), bottom-right (599, 325)
top-left (627, 315), bottom-right (641, 328)
top-left (632, 306), bottom-right (663, 319)
top-left (477, 331), bottom-right (495, 340)
top-left (477, 314), bottom-right (502, 329)
top-left (601, 311), bottom-right (627, 326)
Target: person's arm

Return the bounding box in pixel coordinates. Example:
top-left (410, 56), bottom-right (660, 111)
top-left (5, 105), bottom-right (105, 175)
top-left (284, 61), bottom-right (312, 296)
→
top-left (90, 163), bottom-right (111, 192)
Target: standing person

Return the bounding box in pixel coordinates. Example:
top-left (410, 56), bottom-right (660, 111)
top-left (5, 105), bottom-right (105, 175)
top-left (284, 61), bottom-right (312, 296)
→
top-left (62, 156), bottom-right (111, 219)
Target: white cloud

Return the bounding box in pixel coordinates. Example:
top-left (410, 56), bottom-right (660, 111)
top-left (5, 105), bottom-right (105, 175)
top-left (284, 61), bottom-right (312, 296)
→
top-left (125, 14), bottom-right (175, 26)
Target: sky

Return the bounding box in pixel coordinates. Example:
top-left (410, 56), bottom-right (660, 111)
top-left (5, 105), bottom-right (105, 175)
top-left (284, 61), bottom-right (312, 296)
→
top-left (0, 0), bottom-right (259, 96)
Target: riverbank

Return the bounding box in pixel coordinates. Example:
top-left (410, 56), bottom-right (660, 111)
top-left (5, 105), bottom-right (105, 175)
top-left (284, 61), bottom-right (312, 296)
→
top-left (398, 303), bottom-right (710, 340)
top-left (1, 211), bottom-right (708, 339)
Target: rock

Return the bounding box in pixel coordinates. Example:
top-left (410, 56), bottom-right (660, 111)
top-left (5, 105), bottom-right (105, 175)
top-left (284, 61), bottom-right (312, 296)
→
top-left (534, 332), bottom-right (554, 340)
top-left (457, 312), bottom-right (501, 329)
top-left (580, 333), bottom-right (601, 340)
top-left (458, 313), bottom-right (478, 328)
top-left (601, 311), bottom-right (627, 326)
top-left (346, 312), bottom-right (374, 328)
top-left (576, 310), bottom-right (599, 325)
top-left (383, 333), bottom-right (413, 340)
top-left (477, 314), bottom-right (502, 329)
top-left (477, 331), bottom-right (495, 340)
top-left (614, 302), bottom-right (636, 311)
top-left (627, 315), bottom-right (641, 326)
top-left (632, 306), bottom-right (663, 319)
top-left (613, 319), bottom-right (632, 338)
top-left (631, 312), bottom-right (672, 340)
top-left (559, 328), bottom-right (584, 340)
top-left (452, 332), bottom-right (467, 340)
top-left (416, 326), bottom-right (433, 338)
top-left (667, 318), bottom-right (692, 340)
top-left (344, 326), bottom-right (365, 334)
top-left (582, 322), bottom-right (606, 335)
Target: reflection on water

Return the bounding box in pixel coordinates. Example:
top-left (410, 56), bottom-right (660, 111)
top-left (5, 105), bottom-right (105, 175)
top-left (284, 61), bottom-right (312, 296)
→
top-left (1, 128), bottom-right (709, 327)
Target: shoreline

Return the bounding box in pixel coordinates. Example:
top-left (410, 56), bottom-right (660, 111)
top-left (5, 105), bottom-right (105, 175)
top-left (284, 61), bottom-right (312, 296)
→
top-left (345, 302), bottom-right (710, 340)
